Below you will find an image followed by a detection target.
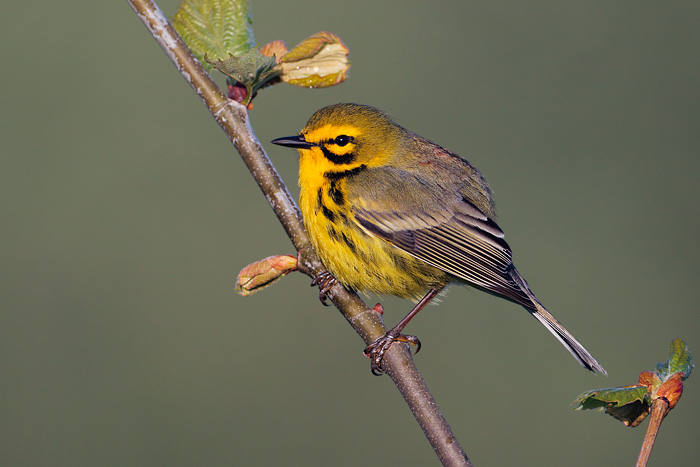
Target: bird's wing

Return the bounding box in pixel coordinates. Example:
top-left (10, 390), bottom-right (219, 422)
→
top-left (346, 167), bottom-right (532, 307)
top-left (347, 166), bottom-right (607, 374)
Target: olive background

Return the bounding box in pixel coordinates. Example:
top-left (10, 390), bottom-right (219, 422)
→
top-left (2, 1), bottom-right (699, 466)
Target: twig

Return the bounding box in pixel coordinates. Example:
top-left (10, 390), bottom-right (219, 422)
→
top-left (126, 1), bottom-right (471, 465)
top-left (635, 398), bottom-right (671, 467)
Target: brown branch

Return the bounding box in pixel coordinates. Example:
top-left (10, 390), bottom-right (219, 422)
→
top-left (635, 398), bottom-right (671, 467)
top-left (126, 1), bottom-right (471, 465)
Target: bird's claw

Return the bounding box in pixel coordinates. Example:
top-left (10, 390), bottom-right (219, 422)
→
top-left (310, 271), bottom-right (337, 306)
top-left (363, 331), bottom-right (421, 375)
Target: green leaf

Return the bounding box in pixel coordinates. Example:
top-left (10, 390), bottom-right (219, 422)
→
top-left (208, 49), bottom-right (280, 103)
top-left (573, 386), bottom-right (651, 427)
top-left (574, 339), bottom-right (692, 428)
top-left (208, 49), bottom-right (277, 84)
top-left (664, 338), bottom-right (693, 380)
top-left (573, 386), bottom-right (650, 411)
top-left (173, 0), bottom-right (255, 72)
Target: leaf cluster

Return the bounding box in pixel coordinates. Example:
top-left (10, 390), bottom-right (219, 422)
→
top-left (173, 0), bottom-right (349, 105)
top-left (573, 338), bottom-right (692, 427)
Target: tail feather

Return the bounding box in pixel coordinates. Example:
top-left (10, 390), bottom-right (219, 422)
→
top-left (508, 267), bottom-right (607, 375)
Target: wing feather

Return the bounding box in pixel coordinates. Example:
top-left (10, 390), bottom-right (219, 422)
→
top-left (345, 165), bottom-right (606, 374)
top-left (354, 203), bottom-right (532, 307)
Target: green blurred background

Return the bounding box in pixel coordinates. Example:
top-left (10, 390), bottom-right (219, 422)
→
top-left (2, 1), bottom-right (699, 465)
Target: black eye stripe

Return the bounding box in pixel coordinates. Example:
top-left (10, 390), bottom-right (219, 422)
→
top-left (320, 145), bottom-right (356, 164)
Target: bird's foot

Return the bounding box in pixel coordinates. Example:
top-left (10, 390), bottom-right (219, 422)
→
top-left (363, 330), bottom-right (421, 376)
top-left (310, 271), bottom-right (337, 306)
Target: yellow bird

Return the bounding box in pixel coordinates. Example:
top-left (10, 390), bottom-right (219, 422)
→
top-left (272, 103), bottom-right (606, 375)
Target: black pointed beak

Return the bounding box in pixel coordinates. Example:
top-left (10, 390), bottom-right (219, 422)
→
top-left (271, 135), bottom-right (316, 149)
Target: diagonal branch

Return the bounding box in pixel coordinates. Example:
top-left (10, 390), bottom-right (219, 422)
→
top-left (127, 1), bottom-right (471, 465)
top-left (636, 398), bottom-right (671, 467)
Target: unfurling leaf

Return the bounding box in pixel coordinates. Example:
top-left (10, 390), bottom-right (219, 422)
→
top-left (573, 386), bottom-right (651, 427)
top-left (173, 1), bottom-right (349, 103)
top-left (236, 255), bottom-right (298, 296)
top-left (658, 337), bottom-right (693, 380)
top-left (573, 338), bottom-right (692, 428)
top-left (279, 32), bottom-right (350, 88)
top-left (573, 386), bottom-right (650, 411)
top-left (208, 48), bottom-right (280, 103)
top-left (173, 0), bottom-right (255, 72)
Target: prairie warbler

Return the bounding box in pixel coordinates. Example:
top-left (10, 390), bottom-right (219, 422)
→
top-left (272, 103), bottom-right (605, 375)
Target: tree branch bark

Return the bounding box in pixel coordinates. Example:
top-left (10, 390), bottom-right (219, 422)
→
top-left (127, 1), bottom-right (471, 465)
top-left (635, 398), bottom-right (670, 467)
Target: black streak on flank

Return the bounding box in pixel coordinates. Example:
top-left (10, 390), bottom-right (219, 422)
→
top-left (327, 221), bottom-right (357, 254)
top-left (340, 231), bottom-right (357, 253)
top-left (327, 224), bottom-right (340, 241)
top-left (317, 188), bottom-right (336, 223)
top-left (393, 253), bottom-right (411, 270)
top-left (321, 204), bottom-right (336, 223)
top-left (328, 179), bottom-right (345, 205)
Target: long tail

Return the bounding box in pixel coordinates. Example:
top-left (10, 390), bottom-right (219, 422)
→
top-left (508, 267), bottom-right (607, 375)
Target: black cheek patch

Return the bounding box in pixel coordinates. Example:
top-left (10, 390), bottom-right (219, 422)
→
top-left (320, 145), bottom-right (356, 164)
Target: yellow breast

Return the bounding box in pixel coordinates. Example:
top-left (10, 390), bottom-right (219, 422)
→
top-left (299, 153), bottom-right (446, 300)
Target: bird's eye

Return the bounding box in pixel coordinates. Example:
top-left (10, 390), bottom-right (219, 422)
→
top-left (334, 135), bottom-right (350, 146)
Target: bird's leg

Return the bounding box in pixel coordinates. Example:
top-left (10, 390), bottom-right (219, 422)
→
top-left (310, 270), bottom-right (337, 306)
top-left (364, 287), bottom-right (441, 375)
